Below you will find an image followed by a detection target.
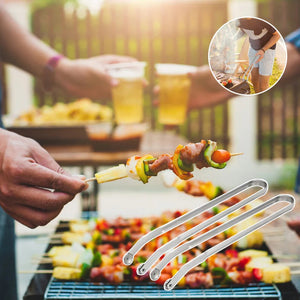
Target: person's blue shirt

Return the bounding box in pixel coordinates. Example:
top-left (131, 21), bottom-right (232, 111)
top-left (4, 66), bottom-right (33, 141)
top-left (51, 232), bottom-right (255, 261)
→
top-left (286, 28), bottom-right (300, 51)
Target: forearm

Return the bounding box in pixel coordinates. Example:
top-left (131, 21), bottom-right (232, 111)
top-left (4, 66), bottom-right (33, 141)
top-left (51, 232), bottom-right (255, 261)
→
top-left (281, 42), bottom-right (300, 82)
top-left (0, 4), bottom-right (58, 78)
top-left (262, 31), bottom-right (280, 51)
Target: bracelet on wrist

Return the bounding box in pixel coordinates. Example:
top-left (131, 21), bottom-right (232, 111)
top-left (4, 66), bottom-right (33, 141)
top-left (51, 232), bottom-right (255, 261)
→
top-left (261, 48), bottom-right (266, 53)
top-left (42, 55), bottom-right (64, 92)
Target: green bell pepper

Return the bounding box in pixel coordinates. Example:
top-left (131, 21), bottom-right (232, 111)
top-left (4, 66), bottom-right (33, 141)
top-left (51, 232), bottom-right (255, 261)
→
top-left (143, 158), bottom-right (157, 176)
top-left (92, 251), bottom-right (102, 267)
top-left (204, 140), bottom-right (227, 169)
top-left (177, 156), bottom-right (194, 172)
top-left (80, 262), bottom-right (91, 280)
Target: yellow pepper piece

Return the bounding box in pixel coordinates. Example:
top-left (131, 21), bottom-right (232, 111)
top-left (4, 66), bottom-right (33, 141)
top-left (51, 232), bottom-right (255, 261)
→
top-left (136, 155), bottom-right (155, 184)
top-left (172, 145), bottom-right (193, 180)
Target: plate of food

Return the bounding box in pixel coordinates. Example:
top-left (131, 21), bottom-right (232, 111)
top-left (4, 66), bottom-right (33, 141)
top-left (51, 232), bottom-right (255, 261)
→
top-left (6, 98), bottom-right (147, 151)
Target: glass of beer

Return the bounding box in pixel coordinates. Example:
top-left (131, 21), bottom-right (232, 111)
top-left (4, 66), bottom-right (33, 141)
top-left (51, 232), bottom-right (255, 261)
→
top-left (155, 64), bottom-right (197, 125)
top-left (106, 62), bottom-right (146, 124)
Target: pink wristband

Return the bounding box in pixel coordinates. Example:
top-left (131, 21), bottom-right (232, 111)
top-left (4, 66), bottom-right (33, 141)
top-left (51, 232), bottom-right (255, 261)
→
top-left (42, 55), bottom-right (64, 91)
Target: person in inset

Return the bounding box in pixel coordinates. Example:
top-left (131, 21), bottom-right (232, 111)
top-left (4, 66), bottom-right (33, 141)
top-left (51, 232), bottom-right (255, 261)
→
top-left (184, 28), bottom-right (300, 237)
top-left (0, 4), bottom-right (135, 299)
top-left (234, 17), bottom-right (281, 93)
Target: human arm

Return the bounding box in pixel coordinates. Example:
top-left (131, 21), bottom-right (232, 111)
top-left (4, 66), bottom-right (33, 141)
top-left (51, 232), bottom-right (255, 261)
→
top-left (255, 31), bottom-right (281, 63)
top-left (0, 4), bottom-right (135, 99)
top-left (0, 129), bottom-right (87, 228)
top-left (187, 66), bottom-right (233, 109)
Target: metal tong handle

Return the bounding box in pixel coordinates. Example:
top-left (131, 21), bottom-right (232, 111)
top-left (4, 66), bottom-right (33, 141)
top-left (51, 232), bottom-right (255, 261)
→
top-left (163, 194), bottom-right (295, 291)
top-left (241, 55), bottom-right (259, 82)
top-left (137, 180), bottom-right (268, 276)
top-left (123, 179), bottom-right (268, 266)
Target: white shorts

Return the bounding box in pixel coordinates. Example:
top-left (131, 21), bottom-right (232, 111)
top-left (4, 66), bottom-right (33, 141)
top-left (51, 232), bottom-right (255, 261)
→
top-left (248, 46), bottom-right (276, 76)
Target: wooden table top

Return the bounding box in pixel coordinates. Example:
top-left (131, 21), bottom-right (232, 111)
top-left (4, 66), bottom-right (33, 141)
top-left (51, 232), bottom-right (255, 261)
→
top-left (45, 131), bottom-right (188, 167)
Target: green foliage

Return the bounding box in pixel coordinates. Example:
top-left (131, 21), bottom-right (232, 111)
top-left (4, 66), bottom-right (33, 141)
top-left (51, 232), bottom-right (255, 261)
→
top-left (271, 163), bottom-right (297, 190)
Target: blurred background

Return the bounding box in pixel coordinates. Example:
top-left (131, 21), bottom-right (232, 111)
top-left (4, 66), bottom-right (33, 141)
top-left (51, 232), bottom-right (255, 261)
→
top-left (1, 0), bottom-right (300, 297)
top-left (1, 0), bottom-right (300, 189)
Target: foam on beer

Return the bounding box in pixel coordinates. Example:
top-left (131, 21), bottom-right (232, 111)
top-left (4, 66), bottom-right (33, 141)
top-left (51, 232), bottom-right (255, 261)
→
top-left (106, 62), bottom-right (146, 81)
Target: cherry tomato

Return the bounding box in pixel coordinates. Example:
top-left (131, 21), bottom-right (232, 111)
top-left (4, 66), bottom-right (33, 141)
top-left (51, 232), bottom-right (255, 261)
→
top-left (227, 78), bottom-right (232, 84)
top-left (211, 150), bottom-right (231, 164)
top-left (222, 81), bottom-right (227, 86)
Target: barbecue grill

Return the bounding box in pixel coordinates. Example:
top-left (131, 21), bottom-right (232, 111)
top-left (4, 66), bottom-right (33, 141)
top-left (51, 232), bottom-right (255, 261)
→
top-left (45, 280), bottom-right (281, 300)
top-left (23, 222), bottom-right (300, 300)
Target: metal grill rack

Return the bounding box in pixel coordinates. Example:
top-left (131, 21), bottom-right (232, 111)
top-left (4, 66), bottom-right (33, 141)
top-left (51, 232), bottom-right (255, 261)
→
top-left (45, 279), bottom-right (281, 300)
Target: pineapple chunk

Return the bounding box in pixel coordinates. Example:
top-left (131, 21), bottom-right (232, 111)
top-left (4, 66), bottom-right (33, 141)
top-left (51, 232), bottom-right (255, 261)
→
top-left (238, 249), bottom-right (268, 259)
top-left (61, 232), bottom-right (84, 244)
top-left (173, 178), bottom-right (187, 191)
top-left (48, 246), bottom-right (72, 258)
top-left (101, 254), bottom-right (114, 267)
top-left (262, 263), bottom-right (291, 283)
top-left (52, 252), bottom-right (80, 268)
top-left (245, 256), bottom-right (273, 272)
top-left (95, 164), bottom-right (128, 183)
top-left (53, 267), bottom-right (81, 280)
top-left (234, 218), bottom-right (264, 249)
top-left (69, 220), bottom-right (89, 233)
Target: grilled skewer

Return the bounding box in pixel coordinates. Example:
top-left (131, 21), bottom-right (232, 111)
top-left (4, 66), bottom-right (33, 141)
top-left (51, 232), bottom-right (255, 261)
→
top-left (85, 140), bottom-right (242, 184)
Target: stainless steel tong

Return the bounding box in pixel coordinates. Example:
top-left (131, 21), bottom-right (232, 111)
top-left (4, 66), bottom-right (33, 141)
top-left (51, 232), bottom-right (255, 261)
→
top-left (122, 179), bottom-right (295, 291)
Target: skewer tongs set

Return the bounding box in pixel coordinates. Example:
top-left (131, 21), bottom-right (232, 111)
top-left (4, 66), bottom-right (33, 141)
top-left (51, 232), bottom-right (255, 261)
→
top-left (123, 179), bottom-right (295, 291)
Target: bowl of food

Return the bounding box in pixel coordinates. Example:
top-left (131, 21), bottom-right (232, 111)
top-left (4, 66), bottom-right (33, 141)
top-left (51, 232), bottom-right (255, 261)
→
top-left (7, 99), bottom-right (113, 146)
top-left (86, 122), bottom-right (148, 152)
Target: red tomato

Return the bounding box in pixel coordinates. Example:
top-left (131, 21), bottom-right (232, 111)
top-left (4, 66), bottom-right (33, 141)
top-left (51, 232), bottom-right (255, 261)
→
top-left (238, 256), bottom-right (251, 270)
top-left (252, 268), bottom-right (263, 281)
top-left (114, 228), bottom-right (121, 235)
top-left (155, 273), bottom-right (171, 286)
top-left (135, 218), bottom-right (143, 227)
top-left (173, 211), bottom-right (182, 218)
top-left (225, 248), bottom-right (238, 258)
top-left (222, 81), bottom-right (227, 86)
top-left (212, 150), bottom-right (231, 164)
top-left (227, 78), bottom-right (232, 84)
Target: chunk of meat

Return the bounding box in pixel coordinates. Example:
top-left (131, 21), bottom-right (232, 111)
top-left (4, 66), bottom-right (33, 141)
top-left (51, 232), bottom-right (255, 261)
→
top-left (148, 154), bottom-right (173, 175)
top-left (180, 141), bottom-right (206, 165)
top-left (186, 272), bottom-right (213, 288)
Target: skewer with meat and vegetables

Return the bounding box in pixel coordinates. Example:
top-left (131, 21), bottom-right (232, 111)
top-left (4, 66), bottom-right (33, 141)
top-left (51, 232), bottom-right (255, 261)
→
top-left (32, 244), bottom-right (293, 287)
top-left (85, 140), bottom-right (242, 184)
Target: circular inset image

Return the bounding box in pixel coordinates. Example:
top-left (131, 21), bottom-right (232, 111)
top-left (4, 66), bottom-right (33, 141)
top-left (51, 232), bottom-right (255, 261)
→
top-left (208, 16), bottom-right (287, 96)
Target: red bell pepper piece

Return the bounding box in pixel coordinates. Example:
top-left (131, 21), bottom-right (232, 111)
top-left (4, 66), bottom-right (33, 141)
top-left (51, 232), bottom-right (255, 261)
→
top-left (252, 268), bottom-right (263, 282)
top-left (225, 249), bottom-right (238, 258)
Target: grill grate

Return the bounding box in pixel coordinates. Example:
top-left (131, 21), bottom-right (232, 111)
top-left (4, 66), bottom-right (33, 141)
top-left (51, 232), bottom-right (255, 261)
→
top-left (44, 278), bottom-right (281, 299)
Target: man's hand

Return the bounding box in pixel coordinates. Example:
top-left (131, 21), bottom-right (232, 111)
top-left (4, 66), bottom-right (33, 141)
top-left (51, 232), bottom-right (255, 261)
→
top-left (0, 129), bottom-right (87, 228)
top-left (187, 66), bottom-right (233, 110)
top-left (54, 55), bottom-right (136, 99)
top-left (255, 49), bottom-right (265, 63)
